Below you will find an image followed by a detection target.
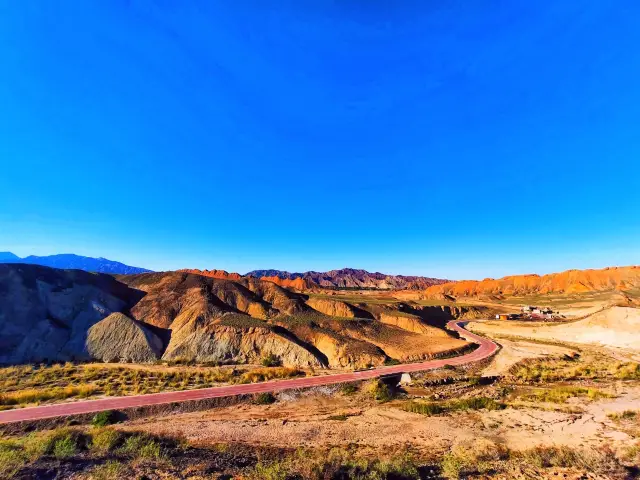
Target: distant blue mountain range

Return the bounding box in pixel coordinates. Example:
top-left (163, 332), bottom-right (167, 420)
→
top-left (0, 252), bottom-right (152, 275)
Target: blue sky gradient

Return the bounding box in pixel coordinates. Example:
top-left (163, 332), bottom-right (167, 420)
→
top-left (1, 1), bottom-right (639, 279)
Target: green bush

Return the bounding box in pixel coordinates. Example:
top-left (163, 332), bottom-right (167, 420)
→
top-left (91, 410), bottom-right (116, 427)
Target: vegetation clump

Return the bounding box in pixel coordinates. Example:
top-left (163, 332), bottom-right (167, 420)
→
top-left (91, 409), bottom-right (116, 427)
top-left (340, 383), bottom-right (359, 395)
top-left (261, 353), bottom-right (282, 367)
top-left (370, 380), bottom-right (395, 403)
top-left (254, 392), bottom-right (277, 405)
top-left (517, 386), bottom-right (613, 403)
top-left (403, 397), bottom-right (505, 416)
top-left (247, 448), bottom-right (420, 480)
top-left (440, 439), bottom-right (623, 479)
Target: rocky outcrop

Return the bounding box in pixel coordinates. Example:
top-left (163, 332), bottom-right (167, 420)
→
top-left (0, 264), bottom-right (144, 364)
top-left (86, 313), bottom-right (163, 363)
top-left (162, 323), bottom-right (324, 367)
top-left (306, 330), bottom-right (387, 369)
top-left (424, 266), bottom-right (640, 298)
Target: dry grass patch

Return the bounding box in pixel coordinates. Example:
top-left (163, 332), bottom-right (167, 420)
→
top-left (509, 355), bottom-right (640, 383)
top-left (0, 385), bottom-right (98, 407)
top-left (516, 386), bottom-right (613, 403)
top-left (0, 362), bottom-right (309, 409)
top-left (403, 397), bottom-right (505, 416)
top-left (247, 447), bottom-right (420, 480)
top-left (239, 367), bottom-right (304, 383)
top-left (440, 439), bottom-right (626, 479)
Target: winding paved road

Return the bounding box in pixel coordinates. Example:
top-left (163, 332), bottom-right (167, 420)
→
top-left (0, 320), bottom-right (497, 424)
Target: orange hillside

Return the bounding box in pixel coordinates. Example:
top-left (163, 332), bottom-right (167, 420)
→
top-left (424, 266), bottom-right (640, 298)
top-left (259, 276), bottom-right (311, 290)
top-left (178, 269), bottom-right (243, 280)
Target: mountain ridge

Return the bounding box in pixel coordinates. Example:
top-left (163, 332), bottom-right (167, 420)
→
top-left (183, 267), bottom-right (449, 290)
top-left (0, 252), bottom-right (151, 275)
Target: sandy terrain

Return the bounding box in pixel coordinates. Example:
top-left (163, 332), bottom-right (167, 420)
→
top-left (121, 382), bottom-right (640, 458)
top-left (481, 337), bottom-right (577, 376)
top-left (470, 307), bottom-right (640, 351)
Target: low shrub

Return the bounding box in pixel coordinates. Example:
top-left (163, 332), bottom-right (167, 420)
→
top-left (248, 461), bottom-right (289, 480)
top-left (0, 441), bottom-right (28, 479)
top-left (327, 414), bottom-right (350, 421)
top-left (371, 380), bottom-right (394, 403)
top-left (608, 409), bottom-right (638, 421)
top-left (340, 383), bottom-right (358, 395)
top-left (261, 353), bottom-right (282, 368)
top-left (52, 435), bottom-right (77, 459)
top-left (89, 460), bottom-right (128, 480)
top-left (254, 392), bottom-right (276, 405)
top-left (90, 428), bottom-right (121, 454)
top-left (119, 434), bottom-right (162, 459)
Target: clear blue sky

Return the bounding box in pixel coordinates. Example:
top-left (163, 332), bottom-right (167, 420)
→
top-left (1, 1), bottom-right (639, 280)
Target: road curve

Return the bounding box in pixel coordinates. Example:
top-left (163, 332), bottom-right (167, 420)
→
top-left (0, 320), bottom-right (497, 424)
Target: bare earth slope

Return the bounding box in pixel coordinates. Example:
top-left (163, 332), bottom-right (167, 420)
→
top-left (0, 264), bottom-right (144, 364)
top-left (86, 312), bottom-right (163, 363)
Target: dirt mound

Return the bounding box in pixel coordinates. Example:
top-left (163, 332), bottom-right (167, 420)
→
top-left (0, 264), bottom-right (144, 364)
top-left (425, 266), bottom-right (640, 298)
top-left (86, 312), bottom-right (163, 363)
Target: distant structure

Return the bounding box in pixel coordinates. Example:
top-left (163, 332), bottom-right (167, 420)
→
top-left (520, 305), bottom-right (557, 320)
top-left (495, 313), bottom-right (522, 320)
